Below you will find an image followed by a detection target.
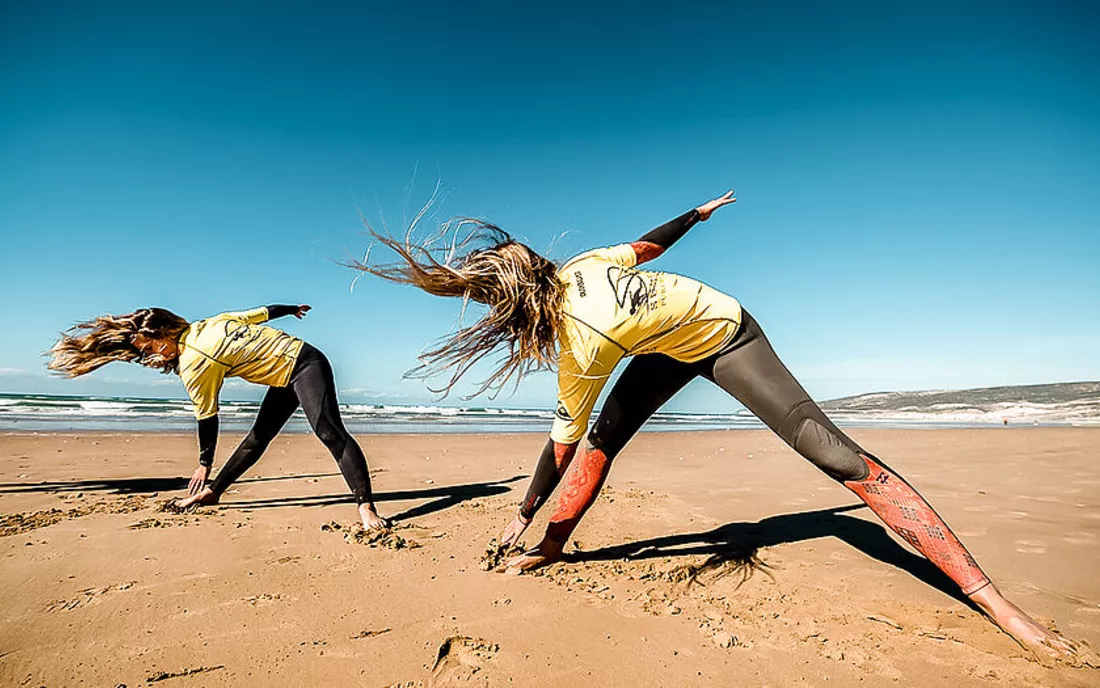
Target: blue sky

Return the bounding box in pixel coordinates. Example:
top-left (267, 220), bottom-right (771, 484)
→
top-left (1, 1), bottom-right (1097, 412)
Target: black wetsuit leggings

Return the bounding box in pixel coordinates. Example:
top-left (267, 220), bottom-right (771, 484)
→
top-left (589, 310), bottom-right (871, 483)
top-left (209, 343), bottom-right (374, 504)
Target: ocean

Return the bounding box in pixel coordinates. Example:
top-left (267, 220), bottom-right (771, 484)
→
top-left (0, 393), bottom-right (768, 434)
top-left (2, 392), bottom-right (1085, 434)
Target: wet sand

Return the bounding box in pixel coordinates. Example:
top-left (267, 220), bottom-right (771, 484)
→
top-left (1, 428), bottom-right (1097, 686)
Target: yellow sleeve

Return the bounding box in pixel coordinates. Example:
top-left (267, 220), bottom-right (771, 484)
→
top-left (597, 244), bottom-right (638, 268)
top-left (217, 307), bottom-right (269, 324)
top-left (550, 348), bottom-right (619, 444)
top-left (182, 363), bottom-right (226, 420)
top-left (562, 244), bottom-right (638, 272)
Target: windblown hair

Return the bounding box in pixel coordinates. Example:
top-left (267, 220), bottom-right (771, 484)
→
top-left (47, 308), bottom-right (190, 377)
top-left (352, 218), bottom-right (565, 397)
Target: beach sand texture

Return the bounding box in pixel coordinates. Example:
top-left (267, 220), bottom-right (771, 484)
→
top-left (1, 429), bottom-right (1097, 686)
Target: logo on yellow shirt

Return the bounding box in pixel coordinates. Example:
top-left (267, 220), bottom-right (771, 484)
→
top-left (607, 266), bottom-right (649, 316)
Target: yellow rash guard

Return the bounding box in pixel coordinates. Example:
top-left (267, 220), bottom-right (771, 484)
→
top-left (551, 244), bottom-right (743, 443)
top-left (177, 307), bottom-right (304, 420)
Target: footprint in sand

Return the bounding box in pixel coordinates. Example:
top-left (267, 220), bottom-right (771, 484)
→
top-left (243, 593), bottom-right (281, 606)
top-left (45, 581), bottom-right (136, 612)
top-left (955, 527), bottom-right (987, 537)
top-left (1062, 532), bottom-right (1097, 546)
top-left (993, 510), bottom-right (1030, 520)
top-left (962, 505), bottom-right (995, 513)
top-left (1013, 539), bottom-right (1047, 554)
top-left (613, 596), bottom-right (651, 619)
top-left (1014, 494), bottom-right (1059, 503)
top-left (384, 636), bottom-right (500, 688)
top-left (429, 636), bottom-right (500, 686)
top-left (1000, 580), bottom-right (1041, 596)
top-left (781, 498), bottom-right (812, 508)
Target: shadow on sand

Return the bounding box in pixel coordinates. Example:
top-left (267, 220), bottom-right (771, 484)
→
top-left (221, 475), bottom-right (528, 522)
top-left (567, 504), bottom-right (972, 604)
top-left (0, 472), bottom-right (343, 496)
top-left (0, 472), bottom-right (527, 523)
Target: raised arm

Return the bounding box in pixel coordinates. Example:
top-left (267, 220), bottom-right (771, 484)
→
top-left (630, 190), bottom-right (737, 265)
top-left (266, 304), bottom-right (311, 320)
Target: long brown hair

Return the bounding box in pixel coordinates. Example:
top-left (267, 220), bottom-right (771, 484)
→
top-left (47, 308), bottom-right (190, 377)
top-left (352, 218), bottom-right (565, 397)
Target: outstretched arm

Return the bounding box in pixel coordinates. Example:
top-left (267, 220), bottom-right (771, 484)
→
top-left (266, 304), bottom-right (311, 320)
top-left (630, 190), bottom-right (736, 264)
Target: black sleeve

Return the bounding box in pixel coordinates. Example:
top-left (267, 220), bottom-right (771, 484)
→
top-left (636, 209), bottom-right (700, 250)
top-left (265, 304), bottom-right (299, 320)
top-left (197, 415), bottom-right (219, 467)
top-left (519, 439), bottom-right (563, 520)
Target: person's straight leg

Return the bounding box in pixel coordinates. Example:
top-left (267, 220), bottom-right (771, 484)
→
top-left (209, 384), bottom-right (299, 495)
top-left (291, 346), bottom-right (375, 506)
top-left (699, 310), bottom-right (989, 595)
top-left (700, 311), bottom-right (868, 481)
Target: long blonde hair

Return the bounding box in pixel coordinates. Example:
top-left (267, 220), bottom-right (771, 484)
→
top-left (47, 308), bottom-right (190, 377)
top-left (352, 219), bottom-right (565, 397)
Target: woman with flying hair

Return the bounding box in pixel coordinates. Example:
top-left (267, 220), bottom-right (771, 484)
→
top-left (356, 191), bottom-right (1079, 661)
top-left (48, 304), bottom-right (389, 530)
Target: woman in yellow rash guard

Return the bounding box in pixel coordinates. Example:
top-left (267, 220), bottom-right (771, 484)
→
top-left (353, 191), bottom-right (1081, 662)
top-left (48, 304), bottom-right (389, 530)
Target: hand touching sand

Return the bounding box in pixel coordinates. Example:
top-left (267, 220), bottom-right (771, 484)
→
top-left (500, 513), bottom-right (531, 548)
top-left (187, 465), bottom-right (210, 496)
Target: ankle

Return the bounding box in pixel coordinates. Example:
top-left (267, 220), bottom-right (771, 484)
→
top-left (539, 536), bottom-right (565, 557)
top-left (968, 583), bottom-right (1010, 617)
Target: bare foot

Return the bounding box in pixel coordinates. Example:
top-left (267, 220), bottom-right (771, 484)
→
top-left (504, 538), bottom-right (563, 574)
top-left (359, 504), bottom-right (390, 531)
top-left (970, 584), bottom-right (1081, 664)
top-left (175, 487), bottom-right (219, 509)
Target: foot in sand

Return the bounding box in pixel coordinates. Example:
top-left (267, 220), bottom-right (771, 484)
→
top-left (970, 584), bottom-right (1082, 664)
top-left (504, 537), bottom-right (563, 574)
top-left (174, 487), bottom-right (219, 510)
top-left (359, 503), bottom-right (390, 531)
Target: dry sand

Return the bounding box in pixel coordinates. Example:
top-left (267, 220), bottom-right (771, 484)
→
top-left (1, 428), bottom-right (1098, 687)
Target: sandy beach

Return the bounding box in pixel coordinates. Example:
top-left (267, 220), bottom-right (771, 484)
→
top-left (1, 428), bottom-right (1097, 687)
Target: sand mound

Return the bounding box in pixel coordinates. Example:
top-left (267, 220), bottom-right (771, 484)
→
top-left (1, 495), bottom-right (149, 537)
top-left (320, 520), bottom-right (421, 550)
top-left (478, 538), bottom-right (523, 571)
